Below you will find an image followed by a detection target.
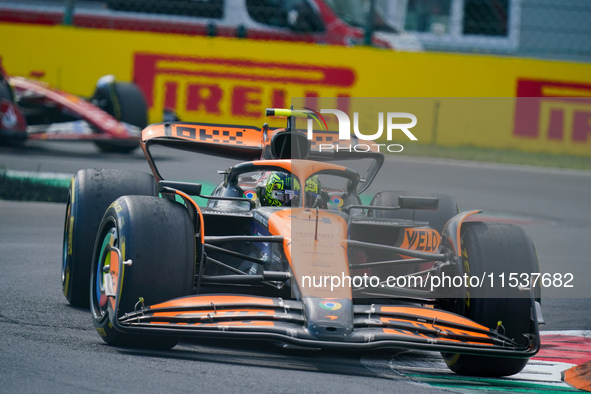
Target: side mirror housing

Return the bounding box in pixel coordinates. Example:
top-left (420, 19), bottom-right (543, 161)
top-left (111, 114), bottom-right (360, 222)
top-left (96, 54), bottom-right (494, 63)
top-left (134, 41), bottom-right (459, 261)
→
top-left (159, 180), bottom-right (202, 196)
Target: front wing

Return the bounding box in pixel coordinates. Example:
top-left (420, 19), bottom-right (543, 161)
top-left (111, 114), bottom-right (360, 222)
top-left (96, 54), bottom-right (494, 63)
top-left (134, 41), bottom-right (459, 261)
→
top-left (112, 294), bottom-right (540, 357)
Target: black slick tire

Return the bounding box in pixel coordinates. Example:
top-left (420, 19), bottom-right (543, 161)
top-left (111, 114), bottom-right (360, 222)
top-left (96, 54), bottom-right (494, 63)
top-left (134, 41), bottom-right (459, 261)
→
top-left (441, 222), bottom-right (540, 377)
top-left (90, 196), bottom-right (195, 349)
top-left (93, 82), bottom-right (147, 154)
top-left (62, 169), bottom-right (156, 307)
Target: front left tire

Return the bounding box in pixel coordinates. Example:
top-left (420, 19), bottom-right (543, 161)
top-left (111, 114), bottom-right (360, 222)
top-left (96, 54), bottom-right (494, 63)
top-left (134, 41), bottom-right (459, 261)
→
top-left (441, 222), bottom-right (540, 377)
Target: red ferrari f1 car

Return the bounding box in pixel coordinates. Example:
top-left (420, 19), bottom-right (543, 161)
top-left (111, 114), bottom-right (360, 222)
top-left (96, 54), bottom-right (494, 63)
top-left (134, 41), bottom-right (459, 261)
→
top-left (0, 58), bottom-right (147, 153)
top-left (62, 108), bottom-right (542, 377)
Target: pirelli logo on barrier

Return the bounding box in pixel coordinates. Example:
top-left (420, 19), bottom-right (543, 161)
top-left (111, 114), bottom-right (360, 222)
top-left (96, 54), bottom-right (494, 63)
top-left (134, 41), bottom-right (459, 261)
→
top-left (514, 79), bottom-right (591, 143)
top-left (133, 53), bottom-right (356, 122)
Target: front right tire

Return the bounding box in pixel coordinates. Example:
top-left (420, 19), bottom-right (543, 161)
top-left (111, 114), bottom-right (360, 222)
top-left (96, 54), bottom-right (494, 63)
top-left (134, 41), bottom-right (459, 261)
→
top-left (90, 196), bottom-right (196, 349)
top-left (62, 169), bottom-right (156, 307)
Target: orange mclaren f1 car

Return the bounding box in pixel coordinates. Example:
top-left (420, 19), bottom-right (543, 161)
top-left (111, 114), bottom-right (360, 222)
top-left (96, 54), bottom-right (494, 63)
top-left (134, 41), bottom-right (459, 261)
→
top-left (62, 108), bottom-right (542, 377)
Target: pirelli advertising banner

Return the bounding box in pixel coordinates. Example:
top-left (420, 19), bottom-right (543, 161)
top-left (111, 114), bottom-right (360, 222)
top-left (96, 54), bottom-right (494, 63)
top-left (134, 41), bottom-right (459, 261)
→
top-left (1, 23), bottom-right (591, 156)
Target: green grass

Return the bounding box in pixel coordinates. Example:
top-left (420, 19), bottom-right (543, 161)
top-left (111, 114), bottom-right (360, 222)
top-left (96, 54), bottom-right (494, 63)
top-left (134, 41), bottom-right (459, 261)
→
top-left (397, 144), bottom-right (591, 170)
top-left (0, 172), bottom-right (68, 202)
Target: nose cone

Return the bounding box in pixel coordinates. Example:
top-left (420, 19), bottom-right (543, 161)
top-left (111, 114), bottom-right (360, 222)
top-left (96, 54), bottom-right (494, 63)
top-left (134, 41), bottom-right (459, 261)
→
top-left (304, 298), bottom-right (353, 341)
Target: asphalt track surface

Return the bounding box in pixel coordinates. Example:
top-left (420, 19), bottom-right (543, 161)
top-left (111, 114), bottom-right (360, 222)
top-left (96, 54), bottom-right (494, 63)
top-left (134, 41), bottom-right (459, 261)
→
top-left (1, 141), bottom-right (590, 393)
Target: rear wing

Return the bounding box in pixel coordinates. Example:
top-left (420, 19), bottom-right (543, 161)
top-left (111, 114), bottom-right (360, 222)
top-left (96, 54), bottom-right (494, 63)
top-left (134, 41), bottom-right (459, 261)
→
top-left (142, 122), bottom-right (264, 160)
top-left (141, 121), bottom-right (384, 159)
top-left (141, 116), bottom-right (384, 193)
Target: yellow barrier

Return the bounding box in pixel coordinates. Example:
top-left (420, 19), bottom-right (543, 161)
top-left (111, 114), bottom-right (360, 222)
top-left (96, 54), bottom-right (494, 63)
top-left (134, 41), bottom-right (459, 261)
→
top-left (1, 23), bottom-right (590, 156)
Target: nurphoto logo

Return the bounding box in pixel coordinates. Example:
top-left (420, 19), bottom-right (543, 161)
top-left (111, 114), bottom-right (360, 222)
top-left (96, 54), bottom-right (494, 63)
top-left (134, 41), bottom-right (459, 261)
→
top-left (303, 107), bottom-right (418, 153)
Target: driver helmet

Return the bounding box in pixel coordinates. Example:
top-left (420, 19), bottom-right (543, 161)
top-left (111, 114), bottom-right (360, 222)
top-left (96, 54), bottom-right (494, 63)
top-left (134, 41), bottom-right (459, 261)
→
top-left (263, 172), bottom-right (320, 207)
top-left (264, 172), bottom-right (297, 206)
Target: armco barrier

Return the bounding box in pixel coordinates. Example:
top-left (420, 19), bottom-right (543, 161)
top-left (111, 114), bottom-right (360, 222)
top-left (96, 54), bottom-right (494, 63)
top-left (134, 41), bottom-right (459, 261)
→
top-left (1, 23), bottom-right (590, 156)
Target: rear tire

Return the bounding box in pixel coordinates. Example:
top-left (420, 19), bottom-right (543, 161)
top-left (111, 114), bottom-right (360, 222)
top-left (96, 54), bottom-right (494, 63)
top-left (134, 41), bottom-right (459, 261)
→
top-left (93, 82), bottom-right (147, 154)
top-left (90, 196), bottom-right (196, 349)
top-left (369, 191), bottom-right (459, 235)
top-left (62, 169), bottom-right (156, 307)
top-left (441, 222), bottom-right (540, 377)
